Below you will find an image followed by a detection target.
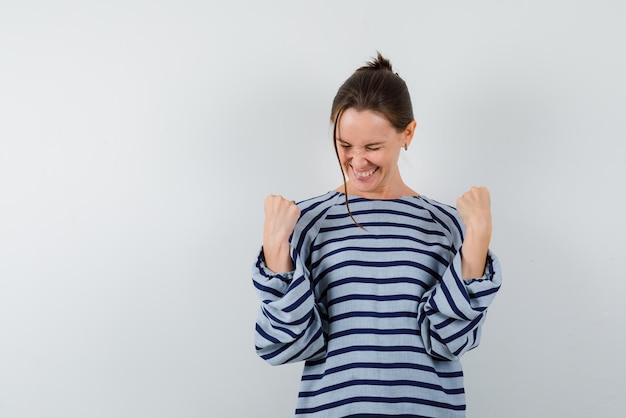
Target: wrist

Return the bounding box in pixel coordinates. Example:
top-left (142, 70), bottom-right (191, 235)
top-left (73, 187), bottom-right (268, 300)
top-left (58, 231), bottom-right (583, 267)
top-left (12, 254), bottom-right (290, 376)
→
top-left (262, 240), bottom-right (293, 273)
top-left (461, 226), bottom-right (491, 280)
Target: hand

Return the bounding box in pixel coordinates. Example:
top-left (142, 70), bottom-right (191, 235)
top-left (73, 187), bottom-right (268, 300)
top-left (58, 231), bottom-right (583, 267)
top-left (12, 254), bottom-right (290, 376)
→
top-left (456, 186), bottom-right (492, 234)
top-left (263, 195), bottom-right (301, 273)
top-left (456, 187), bottom-right (492, 279)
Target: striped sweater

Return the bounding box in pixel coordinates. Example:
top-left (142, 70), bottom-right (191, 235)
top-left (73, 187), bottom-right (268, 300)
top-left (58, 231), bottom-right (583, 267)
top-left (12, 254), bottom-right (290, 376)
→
top-left (252, 191), bottom-right (502, 417)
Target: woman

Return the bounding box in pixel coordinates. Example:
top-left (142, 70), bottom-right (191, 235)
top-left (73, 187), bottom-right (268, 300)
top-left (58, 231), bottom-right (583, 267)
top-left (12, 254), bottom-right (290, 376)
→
top-left (253, 53), bottom-right (502, 417)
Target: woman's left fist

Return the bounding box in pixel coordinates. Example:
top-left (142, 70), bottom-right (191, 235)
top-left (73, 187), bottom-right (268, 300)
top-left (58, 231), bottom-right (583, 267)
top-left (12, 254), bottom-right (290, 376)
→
top-left (456, 186), bottom-right (492, 234)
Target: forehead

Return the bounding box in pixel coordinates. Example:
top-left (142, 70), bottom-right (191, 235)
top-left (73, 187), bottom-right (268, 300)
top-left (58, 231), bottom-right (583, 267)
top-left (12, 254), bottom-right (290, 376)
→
top-left (336, 108), bottom-right (397, 142)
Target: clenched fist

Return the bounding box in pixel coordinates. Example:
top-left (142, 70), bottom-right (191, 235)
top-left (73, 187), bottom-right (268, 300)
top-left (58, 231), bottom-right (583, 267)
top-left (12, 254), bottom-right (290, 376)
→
top-left (263, 195), bottom-right (301, 273)
top-left (456, 187), bottom-right (492, 280)
top-left (456, 186), bottom-right (492, 233)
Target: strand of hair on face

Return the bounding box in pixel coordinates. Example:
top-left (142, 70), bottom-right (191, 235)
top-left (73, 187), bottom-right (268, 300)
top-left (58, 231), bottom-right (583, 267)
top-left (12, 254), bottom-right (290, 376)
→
top-left (333, 110), bottom-right (365, 230)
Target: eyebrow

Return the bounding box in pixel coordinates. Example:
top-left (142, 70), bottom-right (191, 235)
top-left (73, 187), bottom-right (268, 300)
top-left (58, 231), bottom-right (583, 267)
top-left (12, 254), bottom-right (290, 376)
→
top-left (336, 138), bottom-right (386, 146)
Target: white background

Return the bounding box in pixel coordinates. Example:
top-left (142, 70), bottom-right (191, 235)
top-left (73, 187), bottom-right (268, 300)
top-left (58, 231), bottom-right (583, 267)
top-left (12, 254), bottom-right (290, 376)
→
top-left (1, 1), bottom-right (624, 417)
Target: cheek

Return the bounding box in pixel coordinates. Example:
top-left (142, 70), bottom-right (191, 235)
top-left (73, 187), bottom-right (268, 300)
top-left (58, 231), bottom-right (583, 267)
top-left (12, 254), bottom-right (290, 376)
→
top-left (336, 149), bottom-right (350, 163)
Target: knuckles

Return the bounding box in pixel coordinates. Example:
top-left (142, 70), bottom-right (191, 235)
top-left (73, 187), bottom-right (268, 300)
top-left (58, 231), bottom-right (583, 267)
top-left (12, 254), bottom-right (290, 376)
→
top-left (457, 186), bottom-right (490, 203)
top-left (456, 187), bottom-right (492, 223)
top-left (264, 194), bottom-right (300, 218)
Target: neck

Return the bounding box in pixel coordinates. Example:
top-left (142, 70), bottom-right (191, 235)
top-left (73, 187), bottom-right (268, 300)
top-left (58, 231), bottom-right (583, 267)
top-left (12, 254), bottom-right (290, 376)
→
top-left (336, 180), bottom-right (418, 200)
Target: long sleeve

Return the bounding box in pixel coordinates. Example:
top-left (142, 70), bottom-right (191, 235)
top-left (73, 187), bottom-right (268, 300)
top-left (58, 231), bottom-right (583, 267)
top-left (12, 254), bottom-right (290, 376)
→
top-left (252, 249), bottom-right (327, 365)
top-left (417, 246), bottom-right (502, 360)
top-left (252, 193), bottom-right (342, 366)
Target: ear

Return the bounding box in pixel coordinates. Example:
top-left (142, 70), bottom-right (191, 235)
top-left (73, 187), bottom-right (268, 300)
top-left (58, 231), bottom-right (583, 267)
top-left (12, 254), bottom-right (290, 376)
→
top-left (402, 120), bottom-right (417, 148)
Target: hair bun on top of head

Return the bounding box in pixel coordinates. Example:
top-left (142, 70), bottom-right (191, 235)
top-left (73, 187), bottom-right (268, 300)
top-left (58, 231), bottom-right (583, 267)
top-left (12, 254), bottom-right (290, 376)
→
top-left (358, 51), bottom-right (394, 72)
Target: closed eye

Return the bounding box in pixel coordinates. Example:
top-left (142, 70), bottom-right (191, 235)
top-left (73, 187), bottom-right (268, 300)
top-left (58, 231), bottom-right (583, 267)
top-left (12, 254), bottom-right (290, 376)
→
top-left (337, 141), bottom-right (384, 151)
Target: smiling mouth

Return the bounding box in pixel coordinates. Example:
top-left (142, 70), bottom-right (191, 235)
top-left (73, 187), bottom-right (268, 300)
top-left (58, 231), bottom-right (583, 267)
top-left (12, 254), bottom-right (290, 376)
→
top-left (352, 167), bottom-right (378, 179)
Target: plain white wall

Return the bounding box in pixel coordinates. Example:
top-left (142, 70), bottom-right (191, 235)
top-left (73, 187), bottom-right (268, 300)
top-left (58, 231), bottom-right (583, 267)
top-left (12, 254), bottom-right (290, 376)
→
top-left (1, 1), bottom-right (624, 417)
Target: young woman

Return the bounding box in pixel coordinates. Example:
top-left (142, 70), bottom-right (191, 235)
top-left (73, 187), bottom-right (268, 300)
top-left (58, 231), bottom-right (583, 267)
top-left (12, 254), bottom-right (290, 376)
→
top-left (252, 53), bottom-right (502, 417)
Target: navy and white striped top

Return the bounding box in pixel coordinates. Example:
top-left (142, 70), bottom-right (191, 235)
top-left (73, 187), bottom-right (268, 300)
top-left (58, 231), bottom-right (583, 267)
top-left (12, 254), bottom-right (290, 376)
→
top-left (253, 191), bottom-right (502, 417)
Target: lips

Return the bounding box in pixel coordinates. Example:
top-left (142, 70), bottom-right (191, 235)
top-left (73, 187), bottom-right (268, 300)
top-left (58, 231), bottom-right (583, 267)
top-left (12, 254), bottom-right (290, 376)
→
top-left (352, 166), bottom-right (378, 180)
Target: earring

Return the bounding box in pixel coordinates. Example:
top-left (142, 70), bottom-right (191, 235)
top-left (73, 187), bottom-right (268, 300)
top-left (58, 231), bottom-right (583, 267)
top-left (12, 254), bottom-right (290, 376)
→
top-left (404, 144), bottom-right (408, 151)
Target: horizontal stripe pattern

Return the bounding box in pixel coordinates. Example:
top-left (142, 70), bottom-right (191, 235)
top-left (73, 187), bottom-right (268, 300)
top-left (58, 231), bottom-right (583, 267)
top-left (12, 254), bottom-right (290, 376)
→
top-left (252, 191), bottom-right (502, 417)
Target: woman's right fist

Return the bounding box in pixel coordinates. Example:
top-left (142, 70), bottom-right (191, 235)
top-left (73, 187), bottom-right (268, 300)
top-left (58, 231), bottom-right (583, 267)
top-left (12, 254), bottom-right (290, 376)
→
top-left (262, 195), bottom-right (300, 273)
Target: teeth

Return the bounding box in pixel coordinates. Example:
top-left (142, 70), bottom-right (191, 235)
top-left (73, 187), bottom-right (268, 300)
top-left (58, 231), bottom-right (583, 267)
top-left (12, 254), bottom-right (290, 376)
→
top-left (355, 168), bottom-right (377, 178)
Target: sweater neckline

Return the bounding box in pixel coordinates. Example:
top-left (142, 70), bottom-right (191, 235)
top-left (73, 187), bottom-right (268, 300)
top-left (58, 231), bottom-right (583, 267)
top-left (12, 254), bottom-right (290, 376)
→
top-left (333, 190), bottom-right (424, 202)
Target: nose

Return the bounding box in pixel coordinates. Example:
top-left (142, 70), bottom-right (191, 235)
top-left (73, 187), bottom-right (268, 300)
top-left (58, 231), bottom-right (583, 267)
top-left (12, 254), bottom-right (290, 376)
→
top-left (350, 147), bottom-right (368, 166)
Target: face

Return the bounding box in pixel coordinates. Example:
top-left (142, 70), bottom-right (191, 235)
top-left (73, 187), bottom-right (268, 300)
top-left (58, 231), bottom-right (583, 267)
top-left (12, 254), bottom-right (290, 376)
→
top-left (335, 108), bottom-right (416, 199)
